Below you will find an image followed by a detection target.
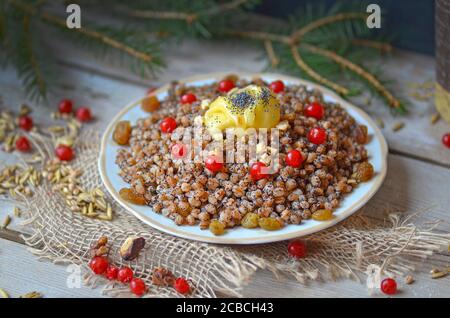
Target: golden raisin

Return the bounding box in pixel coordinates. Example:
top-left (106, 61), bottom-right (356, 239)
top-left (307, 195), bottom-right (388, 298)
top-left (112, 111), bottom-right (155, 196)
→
top-left (312, 209), bottom-right (333, 221)
top-left (119, 188), bottom-right (146, 205)
top-left (141, 95), bottom-right (160, 112)
top-left (241, 213), bottom-right (259, 229)
top-left (355, 162), bottom-right (374, 182)
top-left (113, 121), bottom-right (132, 145)
top-left (209, 220), bottom-right (225, 235)
top-left (258, 217), bottom-right (282, 231)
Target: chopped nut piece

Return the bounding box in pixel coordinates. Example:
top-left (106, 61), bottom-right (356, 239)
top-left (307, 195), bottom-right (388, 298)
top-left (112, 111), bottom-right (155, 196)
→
top-left (120, 236), bottom-right (146, 261)
top-left (405, 275), bottom-right (414, 285)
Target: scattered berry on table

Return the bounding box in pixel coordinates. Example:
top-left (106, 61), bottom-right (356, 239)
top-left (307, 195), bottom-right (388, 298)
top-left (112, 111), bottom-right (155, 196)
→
top-left (174, 277), bottom-right (191, 295)
top-left (89, 256), bottom-right (109, 275)
top-left (15, 136), bottom-right (31, 152)
top-left (442, 133), bottom-right (450, 148)
top-left (105, 265), bottom-right (119, 280)
top-left (285, 149), bottom-right (304, 168)
top-left (75, 107), bottom-right (92, 122)
top-left (250, 161), bottom-right (269, 181)
top-left (160, 117), bottom-right (177, 133)
top-left (117, 266), bottom-right (134, 283)
top-left (304, 102), bottom-right (325, 120)
top-left (58, 99), bottom-right (73, 114)
top-left (180, 93), bottom-right (197, 104)
top-left (380, 278), bottom-right (397, 295)
top-left (18, 115), bottom-right (33, 131)
top-left (287, 240), bottom-right (307, 258)
top-left (269, 80), bottom-right (285, 93)
top-left (205, 155), bottom-right (223, 173)
top-left (171, 143), bottom-right (187, 159)
top-left (218, 79), bottom-right (235, 93)
top-left (308, 127), bottom-right (327, 145)
top-left (55, 145), bottom-right (74, 161)
top-left (130, 278), bottom-right (147, 296)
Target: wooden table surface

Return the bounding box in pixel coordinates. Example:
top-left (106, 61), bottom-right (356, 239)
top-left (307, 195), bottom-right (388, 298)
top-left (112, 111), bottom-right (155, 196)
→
top-left (0, 40), bottom-right (449, 298)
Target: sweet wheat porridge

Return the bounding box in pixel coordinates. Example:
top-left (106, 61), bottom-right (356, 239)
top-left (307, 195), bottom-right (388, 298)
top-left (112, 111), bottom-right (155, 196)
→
top-left (115, 75), bottom-right (374, 235)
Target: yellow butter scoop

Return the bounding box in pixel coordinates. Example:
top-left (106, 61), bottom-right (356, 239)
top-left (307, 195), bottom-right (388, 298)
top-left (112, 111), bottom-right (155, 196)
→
top-left (204, 85), bottom-right (280, 132)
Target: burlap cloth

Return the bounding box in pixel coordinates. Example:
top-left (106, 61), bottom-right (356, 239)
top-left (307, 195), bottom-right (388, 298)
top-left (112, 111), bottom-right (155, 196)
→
top-left (10, 129), bottom-right (450, 298)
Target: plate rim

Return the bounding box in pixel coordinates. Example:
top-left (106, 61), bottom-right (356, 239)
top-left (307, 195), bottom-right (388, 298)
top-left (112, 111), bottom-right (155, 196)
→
top-left (99, 72), bottom-right (388, 244)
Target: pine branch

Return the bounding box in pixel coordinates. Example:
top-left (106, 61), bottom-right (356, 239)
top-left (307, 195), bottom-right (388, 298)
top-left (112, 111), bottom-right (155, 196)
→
top-left (290, 45), bottom-right (350, 95)
top-left (7, 0), bottom-right (162, 72)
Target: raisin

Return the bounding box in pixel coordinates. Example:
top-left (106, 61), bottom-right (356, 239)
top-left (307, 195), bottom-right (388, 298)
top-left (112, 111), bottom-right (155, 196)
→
top-left (312, 209), bottom-right (333, 221)
top-left (119, 188), bottom-right (146, 205)
top-left (258, 217), bottom-right (282, 231)
top-left (354, 125), bottom-right (369, 144)
top-left (355, 162), bottom-right (374, 182)
top-left (209, 220), bottom-right (225, 235)
top-left (241, 213), bottom-right (259, 229)
top-left (113, 121), bottom-right (132, 145)
top-left (141, 95), bottom-right (160, 112)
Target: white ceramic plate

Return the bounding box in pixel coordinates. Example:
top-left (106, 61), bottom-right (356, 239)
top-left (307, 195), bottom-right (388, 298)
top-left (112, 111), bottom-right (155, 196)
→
top-left (99, 72), bottom-right (388, 244)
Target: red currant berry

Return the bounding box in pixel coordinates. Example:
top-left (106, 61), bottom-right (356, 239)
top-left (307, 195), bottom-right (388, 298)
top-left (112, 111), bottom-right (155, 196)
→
top-left (171, 143), bottom-right (187, 159)
top-left (117, 267), bottom-right (134, 283)
top-left (89, 256), bottom-right (109, 275)
top-left (285, 150), bottom-right (304, 168)
top-left (304, 102), bottom-right (325, 120)
top-left (308, 127), bottom-right (327, 145)
top-left (442, 133), bottom-right (450, 148)
top-left (380, 278), bottom-right (397, 295)
top-left (174, 277), bottom-right (190, 295)
top-left (58, 99), bottom-right (73, 114)
top-left (205, 155), bottom-right (223, 173)
top-left (250, 161), bottom-right (269, 181)
top-left (18, 115), bottom-right (33, 131)
top-left (105, 265), bottom-right (119, 280)
top-left (180, 93), bottom-right (197, 104)
top-left (218, 80), bottom-right (235, 93)
top-left (75, 107), bottom-right (92, 122)
top-left (130, 278), bottom-right (147, 296)
top-left (287, 240), bottom-right (307, 258)
top-left (160, 117), bottom-right (177, 133)
top-left (55, 145), bottom-right (74, 161)
top-left (269, 80), bottom-right (285, 93)
top-left (15, 136), bottom-right (31, 152)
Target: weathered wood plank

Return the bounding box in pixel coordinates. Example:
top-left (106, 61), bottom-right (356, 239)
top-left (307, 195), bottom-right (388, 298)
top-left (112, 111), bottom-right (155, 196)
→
top-left (0, 238), bottom-right (448, 298)
top-left (0, 239), bottom-right (105, 298)
top-left (43, 38), bottom-right (450, 166)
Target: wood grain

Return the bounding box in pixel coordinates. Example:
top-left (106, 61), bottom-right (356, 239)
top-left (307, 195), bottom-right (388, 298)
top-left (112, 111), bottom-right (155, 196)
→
top-left (0, 43), bottom-right (449, 298)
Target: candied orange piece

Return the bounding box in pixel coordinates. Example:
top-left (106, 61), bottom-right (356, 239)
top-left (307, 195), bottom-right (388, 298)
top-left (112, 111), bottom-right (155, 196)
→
top-left (312, 209), bottom-right (333, 221)
top-left (119, 188), bottom-right (146, 205)
top-left (141, 95), bottom-right (160, 112)
top-left (258, 217), bottom-right (282, 231)
top-left (355, 162), bottom-right (374, 182)
top-left (113, 121), bottom-right (132, 145)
